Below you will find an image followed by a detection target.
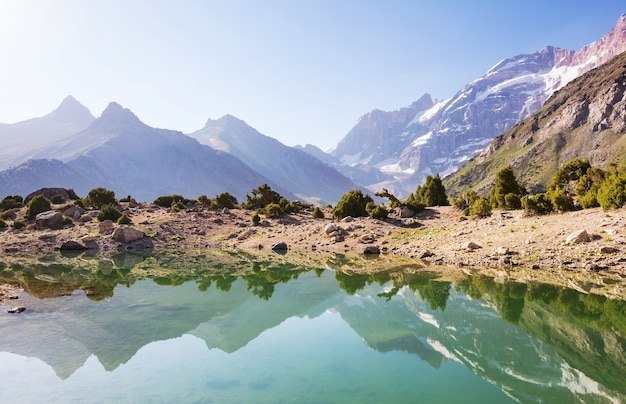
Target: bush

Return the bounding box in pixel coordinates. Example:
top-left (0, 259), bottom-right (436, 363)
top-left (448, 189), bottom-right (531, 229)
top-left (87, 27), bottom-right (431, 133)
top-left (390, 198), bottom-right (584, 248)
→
top-left (26, 195), bottom-right (51, 219)
top-left (12, 220), bottom-right (25, 229)
top-left (197, 195), bottom-right (212, 209)
top-left (51, 194), bottom-right (65, 204)
top-left (369, 205), bottom-right (388, 220)
top-left (411, 174), bottom-right (449, 207)
top-left (333, 190), bottom-right (373, 220)
top-left (597, 173), bottom-right (626, 210)
top-left (117, 213), bottom-right (132, 225)
top-left (154, 194), bottom-right (182, 207)
top-left (263, 203), bottom-right (282, 218)
top-left (86, 187), bottom-right (116, 209)
top-left (242, 184), bottom-right (282, 210)
top-left (490, 166), bottom-right (526, 209)
top-left (212, 192), bottom-right (238, 209)
top-left (312, 206), bottom-right (325, 219)
top-left (0, 219), bottom-right (6, 228)
top-left (522, 193), bottom-right (553, 215)
top-left (170, 201), bottom-right (186, 212)
top-left (1, 209), bottom-right (16, 220)
top-left (61, 216), bottom-right (73, 226)
top-left (469, 198), bottom-right (492, 218)
top-left (252, 213), bottom-right (261, 225)
top-left (548, 188), bottom-right (574, 212)
top-left (578, 190), bottom-right (600, 209)
top-left (67, 189), bottom-right (81, 200)
top-left (0, 195), bottom-right (23, 211)
top-left (97, 204), bottom-right (122, 222)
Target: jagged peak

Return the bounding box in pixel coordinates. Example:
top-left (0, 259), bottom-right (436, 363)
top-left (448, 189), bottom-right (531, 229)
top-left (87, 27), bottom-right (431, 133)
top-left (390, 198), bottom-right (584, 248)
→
top-left (49, 95), bottom-right (95, 122)
top-left (99, 102), bottom-right (141, 123)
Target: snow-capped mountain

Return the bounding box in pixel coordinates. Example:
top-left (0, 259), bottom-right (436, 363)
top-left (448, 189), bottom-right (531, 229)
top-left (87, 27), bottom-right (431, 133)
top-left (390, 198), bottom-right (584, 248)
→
top-left (331, 14), bottom-right (626, 197)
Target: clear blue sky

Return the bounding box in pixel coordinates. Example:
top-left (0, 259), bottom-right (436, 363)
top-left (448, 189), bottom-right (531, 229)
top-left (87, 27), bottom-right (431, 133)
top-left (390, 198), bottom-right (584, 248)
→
top-left (0, 1), bottom-right (623, 150)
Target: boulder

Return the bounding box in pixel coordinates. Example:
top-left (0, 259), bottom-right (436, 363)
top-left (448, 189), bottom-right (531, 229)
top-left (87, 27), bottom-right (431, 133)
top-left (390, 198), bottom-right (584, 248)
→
top-left (99, 220), bottom-right (115, 234)
top-left (363, 245), bottom-right (380, 255)
top-left (271, 241), bottom-right (288, 251)
top-left (419, 250), bottom-right (435, 258)
top-left (35, 210), bottom-right (64, 230)
top-left (59, 240), bottom-right (88, 251)
top-left (324, 223), bottom-right (341, 235)
top-left (25, 188), bottom-right (70, 204)
top-left (341, 216), bottom-right (354, 223)
top-left (462, 241), bottom-right (482, 250)
top-left (565, 229), bottom-right (589, 245)
top-left (112, 226), bottom-right (145, 244)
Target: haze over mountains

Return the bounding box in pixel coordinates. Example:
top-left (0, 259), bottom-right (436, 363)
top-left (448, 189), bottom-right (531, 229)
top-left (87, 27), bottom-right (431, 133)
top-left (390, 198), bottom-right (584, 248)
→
top-left (1, 15), bottom-right (626, 202)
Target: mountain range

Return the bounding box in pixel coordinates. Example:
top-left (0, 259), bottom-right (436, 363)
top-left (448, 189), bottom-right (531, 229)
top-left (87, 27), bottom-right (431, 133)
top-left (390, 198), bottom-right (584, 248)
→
top-left (1, 15), bottom-right (626, 203)
top-left (327, 14), bottom-right (626, 197)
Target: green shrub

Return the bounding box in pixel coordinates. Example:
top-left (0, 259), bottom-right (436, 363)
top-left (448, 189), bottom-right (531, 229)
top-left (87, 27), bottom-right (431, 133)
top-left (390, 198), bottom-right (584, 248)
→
top-left (0, 219), bottom-right (6, 228)
top-left (548, 188), bottom-right (574, 212)
top-left (597, 173), bottom-right (626, 210)
top-left (67, 189), bottom-right (81, 200)
top-left (197, 195), bottom-right (212, 209)
top-left (212, 192), bottom-right (238, 209)
top-left (312, 206), bottom-right (325, 219)
top-left (264, 203), bottom-right (282, 218)
top-left (0, 195), bottom-right (23, 211)
top-left (578, 190), bottom-right (600, 209)
top-left (522, 193), bottom-right (553, 215)
top-left (1, 209), bottom-right (16, 220)
top-left (12, 220), bottom-right (25, 229)
top-left (25, 195), bottom-right (51, 219)
top-left (369, 205), bottom-right (388, 220)
top-left (97, 204), bottom-right (122, 222)
top-left (170, 201), bottom-right (186, 212)
top-left (252, 213), bottom-right (261, 225)
top-left (51, 194), bottom-right (65, 204)
top-left (242, 184), bottom-right (282, 210)
top-left (85, 187), bottom-right (116, 209)
top-left (469, 197), bottom-right (492, 218)
top-left (333, 189), bottom-right (373, 220)
top-left (411, 174), bottom-right (449, 207)
top-left (490, 166), bottom-right (526, 209)
top-left (117, 213), bottom-right (132, 225)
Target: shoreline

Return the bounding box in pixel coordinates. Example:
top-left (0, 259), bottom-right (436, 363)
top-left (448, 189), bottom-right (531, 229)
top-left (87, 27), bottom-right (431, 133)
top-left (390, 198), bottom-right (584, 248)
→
top-left (1, 204), bottom-right (625, 301)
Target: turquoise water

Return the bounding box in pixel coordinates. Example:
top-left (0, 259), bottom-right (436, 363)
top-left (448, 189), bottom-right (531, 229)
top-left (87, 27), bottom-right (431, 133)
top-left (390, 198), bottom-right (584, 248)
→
top-left (0, 255), bottom-right (624, 403)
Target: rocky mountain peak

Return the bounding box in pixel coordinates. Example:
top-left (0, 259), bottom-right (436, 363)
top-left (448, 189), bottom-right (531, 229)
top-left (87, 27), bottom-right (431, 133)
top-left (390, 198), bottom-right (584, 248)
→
top-left (90, 102), bottom-right (144, 132)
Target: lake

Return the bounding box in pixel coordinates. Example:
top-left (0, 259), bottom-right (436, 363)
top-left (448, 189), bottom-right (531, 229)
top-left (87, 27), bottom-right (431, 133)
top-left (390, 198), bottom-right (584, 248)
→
top-left (0, 251), bottom-right (624, 403)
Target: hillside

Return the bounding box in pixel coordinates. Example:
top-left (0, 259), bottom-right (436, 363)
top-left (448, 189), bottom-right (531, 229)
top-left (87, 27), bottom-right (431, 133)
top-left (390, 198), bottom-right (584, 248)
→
top-left (445, 50), bottom-right (626, 195)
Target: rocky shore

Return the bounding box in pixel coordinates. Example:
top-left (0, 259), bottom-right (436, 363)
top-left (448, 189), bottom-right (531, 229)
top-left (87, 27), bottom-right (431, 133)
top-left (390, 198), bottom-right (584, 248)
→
top-left (1, 202), bottom-right (625, 302)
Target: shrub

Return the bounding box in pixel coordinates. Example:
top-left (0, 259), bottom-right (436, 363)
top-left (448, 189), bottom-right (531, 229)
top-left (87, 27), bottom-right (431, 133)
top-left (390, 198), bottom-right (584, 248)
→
top-left (252, 213), bottom-right (261, 225)
top-left (51, 194), bottom-right (65, 204)
top-left (369, 205), bottom-right (388, 220)
top-left (578, 190), bottom-right (600, 209)
top-left (469, 197), bottom-right (492, 218)
top-left (596, 173), bottom-right (626, 210)
top-left (197, 195), bottom-right (212, 209)
top-left (0, 219), bottom-right (6, 228)
top-left (154, 194), bottom-right (180, 207)
top-left (1, 209), bottom-right (16, 220)
top-left (12, 220), bottom-right (25, 229)
top-left (522, 193), bottom-right (552, 215)
top-left (25, 195), bottom-right (51, 219)
top-left (333, 190), bottom-right (373, 220)
top-left (490, 166), bottom-right (526, 209)
top-left (86, 187), bottom-right (116, 209)
top-left (242, 184), bottom-right (282, 210)
top-left (451, 189), bottom-right (480, 212)
top-left (67, 189), bottom-right (81, 200)
top-left (61, 216), bottom-right (73, 226)
top-left (117, 213), bottom-right (132, 225)
top-left (312, 206), bottom-right (325, 219)
top-left (212, 192), bottom-right (238, 209)
top-left (0, 195), bottom-right (23, 211)
top-left (97, 204), bottom-right (122, 222)
top-left (412, 174), bottom-right (449, 207)
top-left (548, 188), bottom-right (574, 212)
top-left (264, 203), bottom-right (282, 218)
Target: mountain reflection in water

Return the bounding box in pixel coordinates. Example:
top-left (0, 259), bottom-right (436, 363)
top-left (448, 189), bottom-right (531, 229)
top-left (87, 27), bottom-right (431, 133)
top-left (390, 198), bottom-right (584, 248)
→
top-left (0, 251), bottom-right (624, 403)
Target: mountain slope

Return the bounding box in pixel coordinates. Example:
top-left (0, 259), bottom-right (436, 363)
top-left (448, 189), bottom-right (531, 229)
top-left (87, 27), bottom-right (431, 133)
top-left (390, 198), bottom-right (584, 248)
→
top-left (444, 50), bottom-right (626, 195)
top-left (332, 14), bottom-right (626, 197)
top-left (0, 103), bottom-right (289, 202)
top-left (0, 96), bottom-right (95, 170)
top-left (189, 115), bottom-right (359, 204)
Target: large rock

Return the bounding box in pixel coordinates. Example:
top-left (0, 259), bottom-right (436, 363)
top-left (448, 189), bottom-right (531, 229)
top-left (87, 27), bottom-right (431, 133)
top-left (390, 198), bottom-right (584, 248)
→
top-left (59, 240), bottom-right (88, 251)
top-left (99, 220), bottom-right (115, 234)
top-left (271, 241), bottom-right (288, 251)
top-left (35, 210), bottom-right (64, 230)
top-left (112, 226), bottom-right (145, 244)
top-left (25, 188), bottom-right (70, 204)
top-left (324, 223), bottom-right (341, 235)
top-left (565, 229), bottom-right (589, 245)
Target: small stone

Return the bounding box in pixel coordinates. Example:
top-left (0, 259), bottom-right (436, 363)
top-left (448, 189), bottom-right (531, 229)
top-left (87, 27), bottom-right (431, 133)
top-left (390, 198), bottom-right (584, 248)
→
top-left (363, 246), bottom-right (380, 255)
top-left (462, 241), bottom-right (482, 250)
top-left (495, 246), bottom-right (510, 255)
top-left (600, 246), bottom-right (618, 254)
top-left (565, 229), bottom-right (589, 245)
top-left (7, 306), bottom-right (26, 314)
top-left (419, 250), bottom-right (435, 258)
top-left (271, 242), bottom-right (288, 251)
top-left (324, 223), bottom-right (341, 235)
top-left (341, 216), bottom-right (353, 223)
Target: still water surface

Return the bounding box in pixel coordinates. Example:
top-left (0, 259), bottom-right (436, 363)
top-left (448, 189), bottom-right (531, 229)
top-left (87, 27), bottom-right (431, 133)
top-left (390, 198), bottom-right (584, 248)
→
top-left (0, 252), bottom-right (624, 403)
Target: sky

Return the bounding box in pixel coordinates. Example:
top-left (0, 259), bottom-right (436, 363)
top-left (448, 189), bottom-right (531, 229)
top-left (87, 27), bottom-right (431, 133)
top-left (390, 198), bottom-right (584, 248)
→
top-left (0, 1), bottom-right (624, 150)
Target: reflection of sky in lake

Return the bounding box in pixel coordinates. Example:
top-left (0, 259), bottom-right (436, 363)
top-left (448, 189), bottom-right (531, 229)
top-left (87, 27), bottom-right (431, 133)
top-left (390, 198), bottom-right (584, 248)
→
top-left (0, 267), bottom-right (623, 403)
